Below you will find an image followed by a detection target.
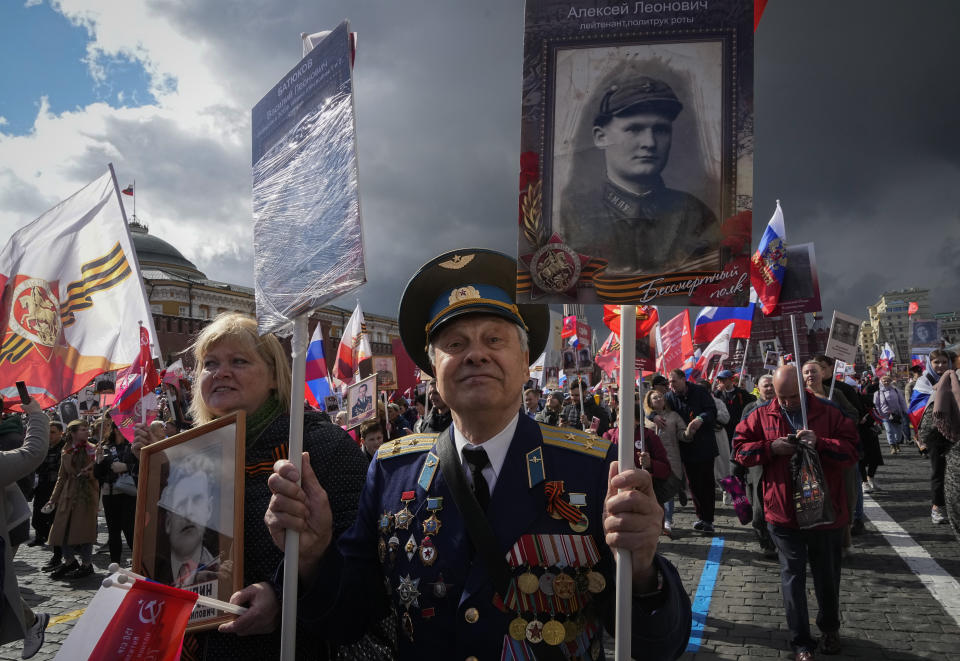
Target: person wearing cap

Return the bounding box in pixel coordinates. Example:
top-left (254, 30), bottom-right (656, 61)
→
top-left (265, 249), bottom-right (691, 660)
top-left (557, 75), bottom-right (720, 275)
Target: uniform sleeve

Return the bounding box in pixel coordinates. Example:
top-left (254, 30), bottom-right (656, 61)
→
top-left (732, 410), bottom-right (771, 467)
top-left (630, 554), bottom-right (693, 660)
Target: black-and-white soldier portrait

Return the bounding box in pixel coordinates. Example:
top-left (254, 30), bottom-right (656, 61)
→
top-left (552, 41), bottom-right (725, 276)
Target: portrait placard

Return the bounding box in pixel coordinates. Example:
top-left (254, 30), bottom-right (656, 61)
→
top-left (517, 0), bottom-right (754, 306)
top-left (133, 412), bottom-right (246, 631)
top-left (324, 395), bottom-right (341, 414)
top-left (763, 350), bottom-right (781, 372)
top-left (825, 311), bottom-right (862, 364)
top-left (577, 347), bottom-right (593, 370)
top-left (373, 355), bottom-right (398, 390)
top-left (562, 347), bottom-right (578, 374)
top-left (346, 373), bottom-right (378, 429)
top-left (910, 318), bottom-right (940, 350)
top-left (772, 243), bottom-right (822, 315)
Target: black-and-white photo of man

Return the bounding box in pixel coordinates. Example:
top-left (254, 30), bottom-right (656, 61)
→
top-left (831, 318), bottom-right (860, 347)
top-left (156, 454), bottom-right (220, 588)
top-left (551, 42), bottom-right (725, 277)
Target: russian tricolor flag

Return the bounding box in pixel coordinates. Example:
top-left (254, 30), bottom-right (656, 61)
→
top-left (750, 202), bottom-right (787, 316)
top-left (693, 304), bottom-right (755, 345)
top-left (305, 323), bottom-right (333, 410)
top-left (908, 365), bottom-right (938, 432)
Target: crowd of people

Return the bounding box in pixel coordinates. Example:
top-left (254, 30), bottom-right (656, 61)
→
top-left (2, 251), bottom-right (958, 659)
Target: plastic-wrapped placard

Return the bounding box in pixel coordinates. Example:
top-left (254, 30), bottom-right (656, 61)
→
top-left (252, 21), bottom-right (364, 336)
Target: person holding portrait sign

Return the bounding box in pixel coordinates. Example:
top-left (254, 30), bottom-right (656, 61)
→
top-left (133, 312), bottom-right (368, 660)
top-left (266, 249), bottom-right (691, 660)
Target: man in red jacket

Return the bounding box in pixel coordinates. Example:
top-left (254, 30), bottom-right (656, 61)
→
top-left (733, 366), bottom-right (858, 661)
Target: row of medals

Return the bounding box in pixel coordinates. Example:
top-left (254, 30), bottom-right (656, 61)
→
top-left (508, 564), bottom-right (606, 647)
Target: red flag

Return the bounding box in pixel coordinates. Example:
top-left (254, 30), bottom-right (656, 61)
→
top-left (908, 301), bottom-right (919, 316)
top-left (594, 332), bottom-right (620, 377)
top-left (603, 305), bottom-right (658, 337)
top-left (561, 315), bottom-right (576, 339)
top-left (659, 311), bottom-right (694, 374)
top-left (755, 0), bottom-right (768, 31)
top-left (90, 580), bottom-right (197, 660)
top-left (122, 184), bottom-right (134, 196)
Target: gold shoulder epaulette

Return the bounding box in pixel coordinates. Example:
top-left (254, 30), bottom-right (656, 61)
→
top-left (538, 423), bottom-right (610, 459)
top-left (377, 434), bottom-right (436, 461)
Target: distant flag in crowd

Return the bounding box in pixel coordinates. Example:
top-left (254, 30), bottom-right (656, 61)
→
top-left (694, 323), bottom-right (736, 376)
top-left (333, 303), bottom-right (373, 385)
top-left (659, 311), bottom-right (694, 374)
top-left (750, 201), bottom-right (787, 316)
top-left (0, 169), bottom-right (158, 410)
top-left (594, 331), bottom-right (620, 377)
top-left (54, 574), bottom-right (197, 661)
top-left (602, 305), bottom-right (658, 336)
top-left (561, 315), bottom-right (576, 339)
top-left (877, 342), bottom-right (896, 376)
top-left (121, 184), bottom-right (134, 196)
top-left (558, 372), bottom-right (568, 388)
top-left (693, 303), bottom-right (756, 345)
top-left (908, 301), bottom-right (919, 316)
top-left (908, 361), bottom-right (938, 431)
top-left (304, 323), bottom-right (333, 410)
top-left (160, 358), bottom-right (185, 390)
top-left (111, 326), bottom-right (160, 440)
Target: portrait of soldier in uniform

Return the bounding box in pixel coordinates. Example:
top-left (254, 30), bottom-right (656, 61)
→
top-left (351, 383), bottom-right (372, 418)
top-left (551, 43), bottom-right (725, 277)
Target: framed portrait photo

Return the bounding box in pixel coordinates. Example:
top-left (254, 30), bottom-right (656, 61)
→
top-left (373, 355), bottom-right (398, 390)
top-left (133, 411), bottom-right (246, 631)
top-left (346, 373), bottom-right (378, 429)
top-left (517, 0), bottom-right (754, 306)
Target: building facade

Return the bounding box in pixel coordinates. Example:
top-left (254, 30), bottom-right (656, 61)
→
top-left (130, 221), bottom-right (399, 368)
top-left (859, 288), bottom-right (932, 366)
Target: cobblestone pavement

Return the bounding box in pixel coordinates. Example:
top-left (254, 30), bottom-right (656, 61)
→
top-left (4, 444), bottom-right (956, 660)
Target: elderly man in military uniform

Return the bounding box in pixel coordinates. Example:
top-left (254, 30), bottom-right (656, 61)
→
top-left (266, 249), bottom-right (691, 660)
top-left (557, 76), bottom-right (720, 275)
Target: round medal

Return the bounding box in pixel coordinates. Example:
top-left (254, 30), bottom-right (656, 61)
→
top-left (587, 570), bottom-right (607, 594)
top-left (569, 513), bottom-right (589, 533)
top-left (525, 618), bottom-right (545, 644)
top-left (553, 573), bottom-right (576, 600)
top-left (574, 572), bottom-right (590, 594)
top-left (538, 571), bottom-right (556, 596)
top-left (377, 537), bottom-right (387, 564)
top-left (542, 620), bottom-right (565, 646)
top-left (563, 618), bottom-right (581, 642)
top-left (508, 616), bottom-right (529, 641)
top-left (517, 571), bottom-right (540, 595)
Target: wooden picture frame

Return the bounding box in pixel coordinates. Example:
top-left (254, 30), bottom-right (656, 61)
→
top-left (346, 373), bottom-right (378, 429)
top-left (133, 411), bottom-right (246, 632)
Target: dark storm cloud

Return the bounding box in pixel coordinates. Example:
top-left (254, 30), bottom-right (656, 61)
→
top-left (134, 0), bottom-right (959, 321)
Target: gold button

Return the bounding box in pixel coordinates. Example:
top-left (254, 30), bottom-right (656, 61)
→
top-left (464, 607), bottom-right (479, 624)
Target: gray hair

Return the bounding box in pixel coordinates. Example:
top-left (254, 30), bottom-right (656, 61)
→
top-left (757, 374), bottom-right (773, 387)
top-left (427, 323), bottom-right (529, 367)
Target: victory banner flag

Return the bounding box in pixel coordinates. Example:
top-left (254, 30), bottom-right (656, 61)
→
top-left (252, 21), bottom-right (365, 335)
top-left (0, 169), bottom-right (158, 410)
top-left (659, 311), bottom-right (694, 374)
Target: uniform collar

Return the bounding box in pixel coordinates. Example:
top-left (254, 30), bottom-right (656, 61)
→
top-left (453, 412), bottom-right (519, 489)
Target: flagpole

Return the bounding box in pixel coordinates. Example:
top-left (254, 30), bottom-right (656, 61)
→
top-left (738, 338), bottom-right (750, 388)
top-left (789, 314), bottom-right (808, 429)
top-left (827, 364), bottom-right (839, 400)
top-left (280, 314), bottom-right (308, 661)
top-left (615, 305), bottom-right (636, 661)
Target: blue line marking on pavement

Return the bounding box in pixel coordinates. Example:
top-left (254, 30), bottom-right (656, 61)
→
top-left (686, 536), bottom-right (725, 653)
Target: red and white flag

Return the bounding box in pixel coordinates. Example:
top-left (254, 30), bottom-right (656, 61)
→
top-left (161, 358), bottom-right (186, 389)
top-left (0, 169), bottom-right (158, 410)
top-left (332, 303), bottom-right (372, 385)
top-left (54, 575), bottom-right (198, 661)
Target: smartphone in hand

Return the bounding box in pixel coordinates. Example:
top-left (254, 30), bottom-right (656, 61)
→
top-left (15, 381), bottom-right (30, 406)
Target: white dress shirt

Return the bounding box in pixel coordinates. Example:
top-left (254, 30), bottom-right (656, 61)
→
top-left (453, 412), bottom-right (518, 495)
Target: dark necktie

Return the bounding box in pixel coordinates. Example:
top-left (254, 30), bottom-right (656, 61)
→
top-left (462, 447), bottom-right (491, 511)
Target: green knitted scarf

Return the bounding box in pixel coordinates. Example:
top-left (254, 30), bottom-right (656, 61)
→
top-left (245, 395), bottom-right (283, 449)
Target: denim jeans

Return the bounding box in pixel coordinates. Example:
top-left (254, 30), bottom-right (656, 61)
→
top-left (767, 525), bottom-right (844, 653)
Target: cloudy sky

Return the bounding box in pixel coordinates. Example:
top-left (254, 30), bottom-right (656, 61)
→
top-left (1, 0), bottom-right (958, 335)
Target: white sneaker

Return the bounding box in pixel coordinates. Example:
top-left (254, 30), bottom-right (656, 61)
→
top-left (868, 477), bottom-right (877, 491)
top-left (22, 612), bottom-right (48, 659)
top-left (932, 506), bottom-right (947, 525)
top-left (722, 492), bottom-right (733, 506)
top-left (862, 481), bottom-right (873, 494)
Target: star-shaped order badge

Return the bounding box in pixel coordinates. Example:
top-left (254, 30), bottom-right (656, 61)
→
top-left (519, 233), bottom-right (593, 300)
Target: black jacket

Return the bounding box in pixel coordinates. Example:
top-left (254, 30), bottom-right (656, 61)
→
top-left (666, 382), bottom-right (718, 463)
